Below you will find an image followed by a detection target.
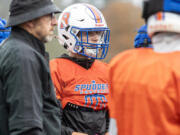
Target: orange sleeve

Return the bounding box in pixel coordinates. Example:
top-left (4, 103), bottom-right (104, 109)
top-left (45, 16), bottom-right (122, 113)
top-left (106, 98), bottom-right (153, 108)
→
top-left (177, 75), bottom-right (180, 115)
top-left (107, 64), bottom-right (116, 119)
top-left (107, 92), bottom-right (116, 119)
top-left (50, 59), bottom-right (63, 101)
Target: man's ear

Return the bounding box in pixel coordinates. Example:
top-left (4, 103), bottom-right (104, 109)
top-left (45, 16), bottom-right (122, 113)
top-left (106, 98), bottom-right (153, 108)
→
top-left (20, 20), bottom-right (34, 30)
top-left (26, 20), bottom-right (35, 29)
top-left (18, 21), bottom-right (36, 36)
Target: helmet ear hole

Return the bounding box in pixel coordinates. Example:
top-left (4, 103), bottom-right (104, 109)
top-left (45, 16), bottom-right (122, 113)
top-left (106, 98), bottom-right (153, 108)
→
top-left (62, 34), bottom-right (69, 40)
top-left (64, 43), bottom-right (68, 49)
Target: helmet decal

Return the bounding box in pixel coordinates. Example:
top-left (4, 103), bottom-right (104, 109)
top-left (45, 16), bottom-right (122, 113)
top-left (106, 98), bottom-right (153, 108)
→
top-left (60, 12), bottom-right (70, 29)
top-left (156, 12), bottom-right (165, 21)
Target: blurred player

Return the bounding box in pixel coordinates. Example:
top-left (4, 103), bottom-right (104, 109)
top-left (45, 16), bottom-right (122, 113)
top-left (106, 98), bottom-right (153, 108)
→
top-left (0, 18), bottom-right (11, 44)
top-left (134, 24), bottom-right (152, 48)
top-left (50, 3), bottom-right (110, 135)
top-left (108, 0), bottom-right (180, 134)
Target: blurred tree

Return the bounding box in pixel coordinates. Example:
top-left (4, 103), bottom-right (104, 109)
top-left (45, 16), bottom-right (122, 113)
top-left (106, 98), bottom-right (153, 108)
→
top-left (54, 0), bottom-right (108, 9)
top-left (0, 0), bottom-right (11, 19)
top-left (102, 2), bottom-right (144, 62)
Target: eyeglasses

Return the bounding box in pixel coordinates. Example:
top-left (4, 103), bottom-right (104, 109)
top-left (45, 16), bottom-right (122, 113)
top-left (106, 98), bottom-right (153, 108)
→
top-left (50, 13), bottom-right (56, 20)
top-left (44, 13), bottom-right (57, 25)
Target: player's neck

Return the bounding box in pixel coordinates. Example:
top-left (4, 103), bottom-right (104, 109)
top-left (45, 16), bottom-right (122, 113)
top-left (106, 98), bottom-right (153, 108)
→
top-left (152, 32), bottom-right (180, 53)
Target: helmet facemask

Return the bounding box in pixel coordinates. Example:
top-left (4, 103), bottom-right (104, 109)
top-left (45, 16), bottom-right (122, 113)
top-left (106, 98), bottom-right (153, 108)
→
top-left (71, 27), bottom-right (110, 59)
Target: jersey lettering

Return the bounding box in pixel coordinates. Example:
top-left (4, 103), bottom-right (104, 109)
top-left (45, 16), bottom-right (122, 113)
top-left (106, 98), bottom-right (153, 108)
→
top-left (74, 80), bottom-right (108, 109)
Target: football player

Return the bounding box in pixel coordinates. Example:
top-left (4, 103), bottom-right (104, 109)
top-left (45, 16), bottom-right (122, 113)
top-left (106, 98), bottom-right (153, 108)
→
top-left (134, 24), bottom-right (152, 48)
top-left (109, 0), bottom-right (180, 134)
top-left (0, 18), bottom-right (11, 44)
top-left (50, 3), bottom-right (110, 135)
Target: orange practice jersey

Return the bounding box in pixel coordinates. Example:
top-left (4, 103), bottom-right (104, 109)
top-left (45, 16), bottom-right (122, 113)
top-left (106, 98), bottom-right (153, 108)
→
top-left (50, 58), bottom-right (109, 110)
top-left (109, 48), bottom-right (180, 135)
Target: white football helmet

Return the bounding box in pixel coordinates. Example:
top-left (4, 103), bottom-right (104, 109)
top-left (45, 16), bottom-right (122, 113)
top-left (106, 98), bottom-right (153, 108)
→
top-left (57, 3), bottom-right (110, 59)
top-left (147, 12), bottom-right (180, 37)
top-left (143, 0), bottom-right (180, 37)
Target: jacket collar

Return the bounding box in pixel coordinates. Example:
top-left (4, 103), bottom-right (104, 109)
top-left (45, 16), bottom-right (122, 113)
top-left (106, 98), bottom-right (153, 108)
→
top-left (59, 53), bottom-right (95, 69)
top-left (11, 26), bottom-right (46, 56)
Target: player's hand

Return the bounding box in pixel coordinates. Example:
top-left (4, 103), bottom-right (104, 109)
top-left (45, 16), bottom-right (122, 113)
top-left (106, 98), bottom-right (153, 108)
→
top-left (105, 132), bottom-right (109, 135)
top-left (72, 132), bottom-right (88, 135)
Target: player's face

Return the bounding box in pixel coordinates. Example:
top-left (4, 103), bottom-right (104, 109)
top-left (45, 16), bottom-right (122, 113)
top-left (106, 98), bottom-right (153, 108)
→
top-left (79, 31), bottom-right (102, 44)
top-left (76, 31), bottom-right (103, 58)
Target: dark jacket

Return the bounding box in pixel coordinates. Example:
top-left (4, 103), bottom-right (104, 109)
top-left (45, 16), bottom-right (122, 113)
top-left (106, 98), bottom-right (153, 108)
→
top-left (0, 27), bottom-right (61, 135)
top-left (62, 103), bottom-right (109, 135)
